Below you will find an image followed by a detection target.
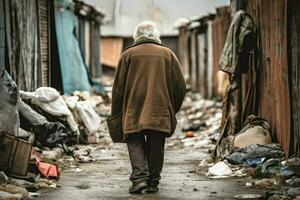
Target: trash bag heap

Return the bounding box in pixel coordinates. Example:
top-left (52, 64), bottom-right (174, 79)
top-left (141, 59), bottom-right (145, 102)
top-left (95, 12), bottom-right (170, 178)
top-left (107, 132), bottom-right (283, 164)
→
top-left (0, 70), bottom-right (112, 198)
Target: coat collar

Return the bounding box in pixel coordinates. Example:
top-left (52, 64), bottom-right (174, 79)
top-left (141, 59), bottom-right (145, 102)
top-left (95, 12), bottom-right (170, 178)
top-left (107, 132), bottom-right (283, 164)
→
top-left (124, 36), bottom-right (162, 51)
top-left (133, 36), bottom-right (161, 46)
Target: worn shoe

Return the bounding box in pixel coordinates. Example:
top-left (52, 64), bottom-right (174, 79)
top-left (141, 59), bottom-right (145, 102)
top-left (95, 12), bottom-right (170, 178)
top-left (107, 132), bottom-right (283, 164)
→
top-left (146, 186), bottom-right (159, 193)
top-left (129, 181), bottom-right (147, 194)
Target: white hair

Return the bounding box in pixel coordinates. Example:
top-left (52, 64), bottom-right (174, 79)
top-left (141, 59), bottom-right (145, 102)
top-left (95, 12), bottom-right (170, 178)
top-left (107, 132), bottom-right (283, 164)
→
top-left (133, 21), bottom-right (161, 42)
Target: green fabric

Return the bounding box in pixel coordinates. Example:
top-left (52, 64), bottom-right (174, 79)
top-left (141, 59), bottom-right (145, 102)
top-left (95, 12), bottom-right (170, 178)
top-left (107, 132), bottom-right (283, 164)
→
top-left (219, 10), bottom-right (256, 75)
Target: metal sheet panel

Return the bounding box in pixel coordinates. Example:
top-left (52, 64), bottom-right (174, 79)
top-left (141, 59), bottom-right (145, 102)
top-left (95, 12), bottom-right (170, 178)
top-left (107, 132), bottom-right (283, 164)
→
top-left (5, 0), bottom-right (40, 91)
top-left (246, 0), bottom-right (291, 155)
top-left (289, 0), bottom-right (300, 156)
top-left (37, 0), bottom-right (50, 86)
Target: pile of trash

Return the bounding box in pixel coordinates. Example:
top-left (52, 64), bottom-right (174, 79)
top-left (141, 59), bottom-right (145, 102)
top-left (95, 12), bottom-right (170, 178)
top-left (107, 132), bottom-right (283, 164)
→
top-left (196, 113), bottom-right (300, 199)
top-left (0, 71), bottom-right (112, 198)
top-left (167, 92), bottom-right (222, 151)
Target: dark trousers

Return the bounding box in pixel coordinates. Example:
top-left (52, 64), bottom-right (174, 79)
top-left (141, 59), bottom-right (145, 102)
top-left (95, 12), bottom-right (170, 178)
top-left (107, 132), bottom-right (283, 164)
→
top-left (126, 130), bottom-right (166, 186)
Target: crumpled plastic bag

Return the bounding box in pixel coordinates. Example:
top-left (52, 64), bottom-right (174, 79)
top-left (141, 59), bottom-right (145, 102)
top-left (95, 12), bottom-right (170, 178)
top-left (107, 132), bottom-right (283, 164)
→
top-left (18, 99), bottom-right (67, 148)
top-left (208, 161), bottom-right (233, 176)
top-left (0, 70), bottom-right (20, 135)
top-left (75, 100), bottom-right (102, 134)
top-left (226, 144), bottom-right (285, 165)
top-left (20, 87), bottom-right (78, 133)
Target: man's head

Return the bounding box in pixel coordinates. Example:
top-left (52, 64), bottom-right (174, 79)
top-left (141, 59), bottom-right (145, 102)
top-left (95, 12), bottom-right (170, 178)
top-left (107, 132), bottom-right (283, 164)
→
top-left (133, 21), bottom-right (161, 43)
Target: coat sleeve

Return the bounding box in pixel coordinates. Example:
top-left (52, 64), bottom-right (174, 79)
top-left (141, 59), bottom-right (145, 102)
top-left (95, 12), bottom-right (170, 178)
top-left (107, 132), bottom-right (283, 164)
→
top-left (111, 56), bottom-right (128, 116)
top-left (171, 53), bottom-right (186, 113)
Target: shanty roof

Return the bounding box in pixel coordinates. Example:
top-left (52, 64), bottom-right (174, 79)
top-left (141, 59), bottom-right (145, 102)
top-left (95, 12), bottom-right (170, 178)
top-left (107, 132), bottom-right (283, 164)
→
top-left (80, 0), bottom-right (230, 37)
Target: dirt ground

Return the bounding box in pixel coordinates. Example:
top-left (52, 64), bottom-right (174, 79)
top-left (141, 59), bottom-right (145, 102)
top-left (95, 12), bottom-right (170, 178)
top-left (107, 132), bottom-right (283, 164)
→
top-left (39, 133), bottom-right (266, 200)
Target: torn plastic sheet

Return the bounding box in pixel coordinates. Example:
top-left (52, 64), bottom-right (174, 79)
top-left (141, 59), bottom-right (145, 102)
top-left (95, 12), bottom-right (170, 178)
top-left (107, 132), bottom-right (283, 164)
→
top-left (226, 144), bottom-right (285, 165)
top-left (18, 99), bottom-right (67, 148)
top-left (36, 161), bottom-right (60, 179)
top-left (20, 87), bottom-right (78, 133)
top-left (0, 70), bottom-right (20, 135)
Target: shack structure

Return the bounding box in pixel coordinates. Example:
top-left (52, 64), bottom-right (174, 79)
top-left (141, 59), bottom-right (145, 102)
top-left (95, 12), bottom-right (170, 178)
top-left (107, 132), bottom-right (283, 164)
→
top-left (1, 0), bottom-right (105, 94)
top-left (177, 6), bottom-right (231, 100)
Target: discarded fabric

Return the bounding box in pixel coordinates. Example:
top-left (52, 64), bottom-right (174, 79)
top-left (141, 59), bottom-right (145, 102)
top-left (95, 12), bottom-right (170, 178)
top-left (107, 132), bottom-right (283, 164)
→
top-left (226, 144), bottom-right (284, 165)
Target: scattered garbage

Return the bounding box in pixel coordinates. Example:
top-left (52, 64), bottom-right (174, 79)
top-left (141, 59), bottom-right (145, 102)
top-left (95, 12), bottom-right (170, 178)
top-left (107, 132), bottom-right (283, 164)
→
top-left (73, 146), bottom-right (95, 163)
top-left (225, 144), bottom-right (285, 165)
top-left (36, 161), bottom-right (60, 180)
top-left (169, 92), bottom-right (222, 151)
top-left (286, 187), bottom-right (300, 197)
top-left (286, 157), bottom-right (300, 174)
top-left (208, 161), bottom-right (233, 177)
top-left (234, 194), bottom-right (262, 199)
top-left (245, 157), bottom-right (266, 167)
top-left (286, 177), bottom-right (300, 187)
top-left (0, 184), bottom-right (29, 199)
top-left (248, 178), bottom-right (282, 190)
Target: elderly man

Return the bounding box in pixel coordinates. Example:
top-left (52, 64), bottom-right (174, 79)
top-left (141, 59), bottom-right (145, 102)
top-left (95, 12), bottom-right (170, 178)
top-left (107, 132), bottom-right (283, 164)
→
top-left (111, 21), bottom-right (186, 194)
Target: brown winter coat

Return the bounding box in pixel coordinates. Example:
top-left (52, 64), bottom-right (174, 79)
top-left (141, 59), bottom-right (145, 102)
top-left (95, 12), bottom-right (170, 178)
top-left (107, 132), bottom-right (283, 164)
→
top-left (111, 38), bottom-right (186, 137)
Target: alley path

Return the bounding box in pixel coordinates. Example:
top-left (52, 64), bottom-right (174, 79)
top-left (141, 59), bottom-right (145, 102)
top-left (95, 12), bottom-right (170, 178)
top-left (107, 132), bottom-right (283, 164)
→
top-left (39, 136), bottom-right (265, 200)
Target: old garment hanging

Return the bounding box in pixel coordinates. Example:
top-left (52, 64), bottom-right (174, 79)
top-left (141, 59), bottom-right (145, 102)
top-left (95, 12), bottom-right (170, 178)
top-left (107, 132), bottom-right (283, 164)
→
top-left (213, 10), bottom-right (260, 159)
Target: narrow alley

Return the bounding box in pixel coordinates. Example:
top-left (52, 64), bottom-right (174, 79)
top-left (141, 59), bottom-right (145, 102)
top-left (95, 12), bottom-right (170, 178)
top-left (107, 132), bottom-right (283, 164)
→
top-left (39, 92), bottom-right (266, 200)
top-left (1, 0), bottom-right (300, 200)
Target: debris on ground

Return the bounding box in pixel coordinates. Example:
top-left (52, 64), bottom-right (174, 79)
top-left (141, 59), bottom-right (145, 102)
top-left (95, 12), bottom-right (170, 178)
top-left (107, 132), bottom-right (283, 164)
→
top-left (225, 144), bottom-right (285, 165)
top-left (208, 161), bottom-right (233, 177)
top-left (167, 92), bottom-right (222, 151)
top-left (0, 81), bottom-right (112, 198)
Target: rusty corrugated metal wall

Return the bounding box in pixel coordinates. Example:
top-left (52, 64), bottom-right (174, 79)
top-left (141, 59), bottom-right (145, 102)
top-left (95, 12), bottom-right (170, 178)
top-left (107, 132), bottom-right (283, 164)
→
top-left (5, 0), bottom-right (41, 91)
top-left (288, 0), bottom-right (300, 156)
top-left (245, 0), bottom-right (291, 155)
top-left (37, 0), bottom-right (50, 86)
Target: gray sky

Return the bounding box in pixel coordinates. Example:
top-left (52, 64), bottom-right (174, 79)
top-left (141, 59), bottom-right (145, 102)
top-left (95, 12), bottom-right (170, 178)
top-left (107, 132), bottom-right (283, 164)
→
top-left (82, 0), bottom-right (230, 36)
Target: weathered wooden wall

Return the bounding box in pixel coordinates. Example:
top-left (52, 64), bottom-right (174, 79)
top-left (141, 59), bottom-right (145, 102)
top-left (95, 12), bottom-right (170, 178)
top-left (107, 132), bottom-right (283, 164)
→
top-left (37, 0), bottom-right (50, 86)
top-left (211, 6), bottom-right (231, 99)
top-left (178, 28), bottom-right (190, 80)
top-left (5, 0), bottom-right (40, 91)
top-left (288, 0), bottom-right (300, 156)
top-left (246, 0), bottom-right (291, 155)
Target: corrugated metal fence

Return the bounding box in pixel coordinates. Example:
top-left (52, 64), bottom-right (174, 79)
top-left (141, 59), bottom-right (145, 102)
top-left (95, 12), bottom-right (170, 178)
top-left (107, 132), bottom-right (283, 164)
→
top-left (245, 0), bottom-right (291, 155)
